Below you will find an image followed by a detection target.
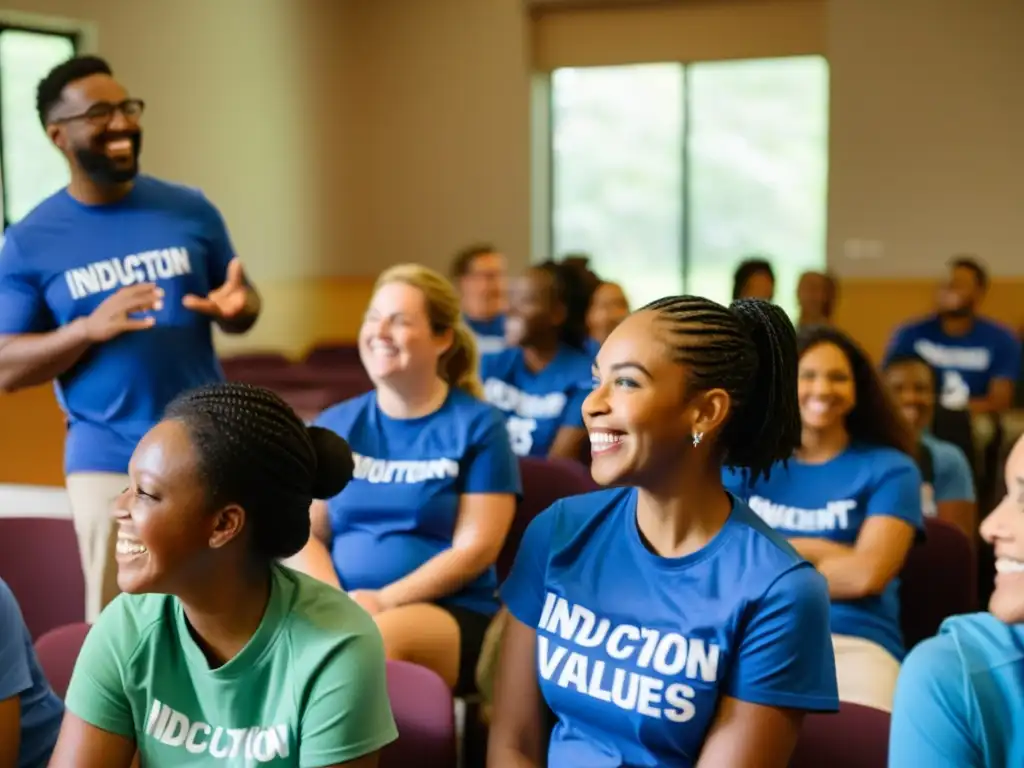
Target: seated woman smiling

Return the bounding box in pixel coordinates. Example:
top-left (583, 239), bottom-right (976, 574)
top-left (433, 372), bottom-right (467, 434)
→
top-left (50, 383), bottom-right (397, 768)
top-left (287, 264), bottom-right (520, 695)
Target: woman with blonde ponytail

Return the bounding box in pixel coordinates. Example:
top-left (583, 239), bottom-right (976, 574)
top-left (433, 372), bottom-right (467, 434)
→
top-left (286, 263), bottom-right (520, 695)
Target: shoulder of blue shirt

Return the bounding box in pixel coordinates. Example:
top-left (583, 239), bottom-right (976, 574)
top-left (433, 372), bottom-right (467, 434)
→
top-left (921, 432), bottom-right (976, 502)
top-left (313, 387), bottom-right (507, 434)
top-left (899, 612), bottom-right (1024, 702)
top-left (527, 486), bottom-right (817, 577)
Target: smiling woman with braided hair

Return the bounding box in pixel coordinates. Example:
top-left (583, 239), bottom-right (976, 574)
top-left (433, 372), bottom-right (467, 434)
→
top-left (489, 297), bottom-right (838, 768)
top-left (50, 382), bottom-right (398, 768)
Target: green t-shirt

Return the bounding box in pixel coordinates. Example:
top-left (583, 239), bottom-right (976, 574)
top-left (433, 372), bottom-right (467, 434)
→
top-left (65, 564), bottom-right (398, 767)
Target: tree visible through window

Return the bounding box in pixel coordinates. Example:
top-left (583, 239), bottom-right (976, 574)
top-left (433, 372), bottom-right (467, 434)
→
top-left (550, 56), bottom-right (829, 319)
top-left (0, 27), bottom-right (77, 227)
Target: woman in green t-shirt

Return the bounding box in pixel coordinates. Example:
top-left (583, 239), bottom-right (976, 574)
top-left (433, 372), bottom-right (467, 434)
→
top-left (50, 382), bottom-right (399, 768)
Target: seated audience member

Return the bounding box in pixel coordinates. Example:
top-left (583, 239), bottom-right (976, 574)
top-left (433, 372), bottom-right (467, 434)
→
top-left (288, 264), bottom-right (519, 694)
top-left (451, 243), bottom-right (508, 355)
top-left (489, 297), bottom-right (839, 768)
top-left (889, 434), bottom-right (1024, 767)
top-left (884, 352), bottom-right (977, 541)
top-left (481, 261), bottom-right (594, 459)
top-left (0, 578), bottom-right (63, 768)
top-left (796, 270), bottom-right (837, 329)
top-left (51, 383), bottom-right (397, 767)
top-left (584, 280), bottom-right (630, 358)
top-left (731, 257), bottom-right (775, 301)
top-left (726, 326), bottom-right (923, 713)
top-left (883, 255), bottom-right (1021, 413)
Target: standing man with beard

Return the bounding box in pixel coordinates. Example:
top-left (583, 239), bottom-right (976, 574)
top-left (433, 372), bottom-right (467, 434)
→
top-left (884, 256), bottom-right (1020, 414)
top-left (0, 56), bottom-right (261, 623)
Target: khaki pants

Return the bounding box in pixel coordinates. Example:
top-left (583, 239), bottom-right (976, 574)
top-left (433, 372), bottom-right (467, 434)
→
top-left (66, 472), bottom-right (128, 623)
top-left (832, 634), bottom-right (901, 713)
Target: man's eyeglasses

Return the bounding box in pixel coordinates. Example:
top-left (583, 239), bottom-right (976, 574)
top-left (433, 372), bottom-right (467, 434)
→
top-left (49, 98), bottom-right (145, 126)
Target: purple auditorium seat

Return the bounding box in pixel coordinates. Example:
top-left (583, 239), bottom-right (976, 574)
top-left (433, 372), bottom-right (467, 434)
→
top-left (0, 517), bottom-right (85, 639)
top-left (381, 660), bottom-right (457, 768)
top-left (304, 344), bottom-right (363, 371)
top-left (219, 352), bottom-right (293, 382)
top-left (789, 702), bottom-right (890, 768)
top-left (900, 517), bottom-right (976, 651)
top-left (34, 622), bottom-right (91, 699)
top-left (497, 457), bottom-right (598, 581)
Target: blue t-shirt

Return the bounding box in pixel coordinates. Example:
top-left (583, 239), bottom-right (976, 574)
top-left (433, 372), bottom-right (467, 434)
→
top-left (884, 315), bottom-right (1022, 409)
top-left (725, 444), bottom-right (924, 661)
top-left (314, 387), bottom-right (521, 616)
top-left (480, 345), bottom-right (592, 458)
top-left (501, 487), bottom-right (838, 767)
top-left (920, 432), bottom-right (976, 517)
top-left (465, 314), bottom-right (506, 355)
top-left (0, 578), bottom-right (64, 768)
top-left (889, 613), bottom-right (1024, 768)
top-left (0, 176), bottom-right (235, 475)
top-left (583, 337), bottom-right (601, 359)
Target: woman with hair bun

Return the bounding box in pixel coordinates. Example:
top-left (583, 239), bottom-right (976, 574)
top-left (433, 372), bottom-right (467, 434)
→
top-left (289, 264), bottom-right (520, 695)
top-left (51, 382), bottom-right (398, 768)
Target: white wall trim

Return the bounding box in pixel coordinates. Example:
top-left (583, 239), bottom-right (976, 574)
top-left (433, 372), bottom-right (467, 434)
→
top-left (0, 484), bottom-right (71, 519)
top-left (0, 10), bottom-right (98, 52)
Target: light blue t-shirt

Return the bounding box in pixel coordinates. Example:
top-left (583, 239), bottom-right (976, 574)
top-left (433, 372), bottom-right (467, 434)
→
top-left (501, 487), bottom-right (839, 767)
top-left (884, 315), bottom-right (1022, 409)
top-left (920, 432), bottom-right (976, 517)
top-left (480, 345), bottom-right (592, 458)
top-left (725, 444), bottom-right (924, 661)
top-left (314, 387), bottom-right (521, 616)
top-left (0, 176), bottom-right (235, 475)
top-left (889, 613), bottom-right (1024, 768)
top-left (0, 578), bottom-right (64, 768)
top-left (465, 314), bottom-right (506, 355)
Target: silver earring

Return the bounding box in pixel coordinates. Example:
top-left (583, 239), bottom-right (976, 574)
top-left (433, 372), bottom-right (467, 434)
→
top-left (692, 431), bottom-right (703, 447)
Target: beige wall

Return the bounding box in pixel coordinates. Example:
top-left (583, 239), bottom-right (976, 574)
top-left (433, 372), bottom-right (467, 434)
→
top-left (828, 0), bottom-right (1024, 279)
top-left (2, 0), bottom-right (1023, 487)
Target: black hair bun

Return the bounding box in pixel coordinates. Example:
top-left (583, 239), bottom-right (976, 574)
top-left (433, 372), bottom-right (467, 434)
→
top-left (307, 426), bottom-right (354, 500)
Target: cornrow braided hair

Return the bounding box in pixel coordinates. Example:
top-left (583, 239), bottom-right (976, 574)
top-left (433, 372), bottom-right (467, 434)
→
top-left (165, 382), bottom-right (352, 561)
top-left (537, 259), bottom-right (595, 352)
top-left (642, 295), bottom-right (801, 485)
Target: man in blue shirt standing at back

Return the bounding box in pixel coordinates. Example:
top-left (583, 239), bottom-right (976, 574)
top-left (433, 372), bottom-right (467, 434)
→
top-left (884, 255), bottom-right (1020, 415)
top-left (0, 56), bottom-right (261, 623)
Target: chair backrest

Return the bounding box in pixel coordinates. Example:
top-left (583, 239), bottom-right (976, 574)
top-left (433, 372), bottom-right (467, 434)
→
top-left (219, 353), bottom-right (293, 381)
top-left (497, 457), bottom-right (598, 581)
top-left (381, 660), bottom-right (456, 768)
top-left (900, 517), bottom-right (976, 651)
top-left (0, 517), bottom-right (85, 639)
top-left (789, 701), bottom-right (890, 768)
top-left (34, 622), bottom-right (91, 700)
top-left (304, 344), bottom-right (363, 371)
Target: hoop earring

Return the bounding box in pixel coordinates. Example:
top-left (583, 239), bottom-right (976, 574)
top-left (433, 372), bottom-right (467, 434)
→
top-left (692, 431), bottom-right (703, 447)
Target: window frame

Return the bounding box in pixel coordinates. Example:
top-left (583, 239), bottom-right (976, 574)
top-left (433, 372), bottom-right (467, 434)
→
top-left (0, 23), bottom-right (80, 230)
top-left (544, 54), bottom-right (830, 306)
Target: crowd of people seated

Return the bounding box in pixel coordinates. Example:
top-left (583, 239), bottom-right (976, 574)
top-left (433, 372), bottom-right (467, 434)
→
top-left (1, 54), bottom-right (1023, 767)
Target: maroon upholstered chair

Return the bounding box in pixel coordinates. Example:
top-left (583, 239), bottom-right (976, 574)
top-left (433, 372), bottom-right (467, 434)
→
top-left (497, 457), bottom-right (598, 581)
top-left (0, 517), bottom-right (85, 640)
top-left (304, 344), bottom-right (363, 372)
top-left (900, 517), bottom-right (976, 651)
top-left (34, 622), bottom-right (91, 699)
top-left (789, 702), bottom-right (890, 768)
top-left (219, 353), bottom-right (293, 382)
top-left (381, 660), bottom-right (457, 768)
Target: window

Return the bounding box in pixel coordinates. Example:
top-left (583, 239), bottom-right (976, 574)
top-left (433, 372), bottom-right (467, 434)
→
top-left (550, 64), bottom-right (684, 308)
top-left (549, 56), bottom-right (829, 319)
top-left (0, 26), bottom-right (78, 228)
